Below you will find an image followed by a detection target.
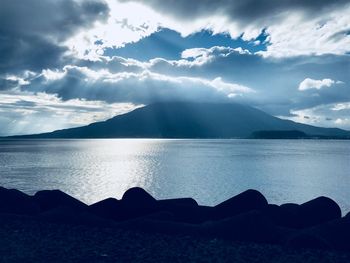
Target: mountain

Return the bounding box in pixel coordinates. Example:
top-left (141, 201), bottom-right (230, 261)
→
top-left (7, 102), bottom-right (350, 139)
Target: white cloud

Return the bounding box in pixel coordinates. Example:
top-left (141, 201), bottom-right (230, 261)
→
top-left (332, 102), bottom-right (350, 111)
top-left (335, 118), bottom-right (350, 126)
top-left (260, 7), bottom-right (350, 57)
top-left (12, 64), bottom-right (254, 105)
top-left (285, 102), bottom-right (350, 130)
top-left (211, 77), bottom-right (253, 97)
top-left (180, 46), bottom-right (250, 66)
top-left (2, 0), bottom-right (350, 135)
top-left (144, 46), bottom-right (251, 70)
top-left (118, 0), bottom-right (350, 58)
top-left (41, 69), bottom-right (66, 81)
top-left (0, 91), bottom-right (140, 135)
top-left (65, 1), bottom-right (163, 60)
top-left (3, 0), bottom-right (348, 66)
top-left (298, 78), bottom-right (342, 91)
top-left (0, 63), bottom-right (255, 134)
top-left (5, 75), bottom-right (30, 86)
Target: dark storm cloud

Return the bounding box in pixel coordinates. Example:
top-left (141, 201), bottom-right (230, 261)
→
top-left (0, 78), bottom-right (21, 91)
top-left (0, 0), bottom-right (109, 75)
top-left (121, 0), bottom-right (349, 25)
top-left (0, 34), bottom-right (68, 74)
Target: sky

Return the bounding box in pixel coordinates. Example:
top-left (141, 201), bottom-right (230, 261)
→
top-left (0, 0), bottom-right (350, 135)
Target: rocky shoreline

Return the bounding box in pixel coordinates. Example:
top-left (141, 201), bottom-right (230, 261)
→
top-left (1, 186), bottom-right (350, 262)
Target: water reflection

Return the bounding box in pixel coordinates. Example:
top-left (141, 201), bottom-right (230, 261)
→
top-left (0, 139), bottom-right (349, 213)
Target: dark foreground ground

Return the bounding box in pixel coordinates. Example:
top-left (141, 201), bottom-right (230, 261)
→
top-left (1, 186), bottom-right (350, 262)
top-left (1, 214), bottom-right (350, 263)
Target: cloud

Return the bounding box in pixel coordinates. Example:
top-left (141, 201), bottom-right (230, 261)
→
top-left (123, 0), bottom-right (349, 25)
top-left (179, 46), bottom-right (250, 66)
top-left (0, 91), bottom-right (139, 136)
top-left (332, 102), bottom-right (350, 111)
top-left (1, 0), bottom-right (350, 135)
top-left (260, 8), bottom-right (350, 57)
top-left (66, 0), bottom-right (161, 60)
top-left (3, 45), bottom-right (349, 123)
top-left (286, 102), bottom-right (350, 130)
top-left (103, 28), bottom-right (267, 61)
top-left (0, 0), bottom-right (109, 75)
top-left (146, 48), bottom-right (350, 116)
top-left (19, 65), bottom-right (253, 104)
top-left (76, 56), bottom-right (145, 74)
top-left (0, 77), bottom-right (28, 91)
top-left (298, 78), bottom-right (343, 91)
top-left (119, 0), bottom-right (350, 57)
top-left (147, 46), bottom-right (264, 82)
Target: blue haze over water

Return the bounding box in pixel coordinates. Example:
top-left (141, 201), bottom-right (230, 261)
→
top-left (0, 139), bottom-right (349, 214)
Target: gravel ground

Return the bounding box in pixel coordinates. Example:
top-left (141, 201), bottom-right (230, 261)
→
top-left (0, 215), bottom-right (349, 263)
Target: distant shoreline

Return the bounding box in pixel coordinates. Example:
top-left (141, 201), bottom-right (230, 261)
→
top-left (1, 138), bottom-right (350, 141)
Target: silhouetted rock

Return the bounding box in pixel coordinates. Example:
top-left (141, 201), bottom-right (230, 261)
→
top-left (280, 203), bottom-right (299, 211)
top-left (33, 190), bottom-right (87, 212)
top-left (120, 187), bottom-right (159, 219)
top-left (122, 187), bottom-right (156, 206)
top-left (285, 232), bottom-right (331, 250)
top-left (119, 217), bottom-right (201, 237)
top-left (89, 198), bottom-right (122, 220)
top-left (161, 204), bottom-right (214, 224)
top-left (138, 211), bottom-right (175, 222)
top-left (214, 189), bottom-right (268, 219)
top-left (298, 196), bottom-right (341, 228)
top-left (263, 198), bottom-right (341, 229)
top-left (158, 198), bottom-right (198, 207)
top-left (157, 197), bottom-right (213, 224)
top-left (270, 203), bottom-right (300, 228)
top-left (204, 210), bottom-right (279, 243)
top-left (0, 187), bottom-right (40, 215)
top-left (1, 185), bottom-right (349, 252)
top-left (184, 205), bottom-right (214, 224)
top-left (260, 204), bottom-right (282, 223)
top-left (303, 216), bottom-right (350, 251)
top-left (38, 206), bottom-right (114, 227)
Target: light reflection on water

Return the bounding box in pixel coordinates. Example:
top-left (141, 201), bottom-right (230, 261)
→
top-left (0, 139), bottom-right (349, 214)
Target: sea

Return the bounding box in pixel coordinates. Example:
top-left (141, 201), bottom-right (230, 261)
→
top-left (0, 139), bottom-right (349, 214)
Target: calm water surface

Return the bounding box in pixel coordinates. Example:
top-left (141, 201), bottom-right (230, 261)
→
top-left (0, 139), bottom-right (349, 213)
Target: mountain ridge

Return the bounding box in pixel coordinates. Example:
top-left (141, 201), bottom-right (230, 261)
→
top-left (5, 102), bottom-right (350, 139)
